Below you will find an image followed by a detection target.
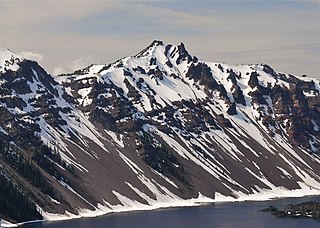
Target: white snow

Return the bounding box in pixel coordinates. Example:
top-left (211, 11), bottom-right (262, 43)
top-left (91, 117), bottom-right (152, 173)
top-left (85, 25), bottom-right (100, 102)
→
top-left (277, 166), bottom-right (292, 178)
top-left (34, 186), bottom-right (320, 227)
top-left (2, 41), bottom-right (320, 227)
top-left (0, 47), bottom-right (23, 73)
top-left (47, 195), bottom-right (61, 204)
top-left (0, 218), bottom-right (44, 228)
top-left (0, 218), bottom-right (17, 227)
top-left (151, 169), bottom-right (178, 188)
top-left (118, 152), bottom-right (143, 175)
top-left (77, 88), bottom-right (92, 106)
top-left (105, 130), bottom-right (125, 148)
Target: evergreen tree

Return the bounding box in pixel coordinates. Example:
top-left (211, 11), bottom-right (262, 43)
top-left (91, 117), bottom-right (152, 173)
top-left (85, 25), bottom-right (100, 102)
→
top-left (0, 172), bottom-right (43, 223)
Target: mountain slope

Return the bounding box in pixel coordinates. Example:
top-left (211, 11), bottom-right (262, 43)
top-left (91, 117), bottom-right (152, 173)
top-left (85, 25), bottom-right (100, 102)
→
top-left (0, 41), bottom-right (319, 224)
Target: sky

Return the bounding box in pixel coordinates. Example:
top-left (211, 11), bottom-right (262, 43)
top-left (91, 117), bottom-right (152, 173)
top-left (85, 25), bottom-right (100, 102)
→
top-left (0, 0), bottom-right (319, 78)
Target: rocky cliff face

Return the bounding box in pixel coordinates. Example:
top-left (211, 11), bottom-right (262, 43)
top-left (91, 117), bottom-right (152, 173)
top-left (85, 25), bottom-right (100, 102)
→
top-left (0, 42), bottom-right (319, 223)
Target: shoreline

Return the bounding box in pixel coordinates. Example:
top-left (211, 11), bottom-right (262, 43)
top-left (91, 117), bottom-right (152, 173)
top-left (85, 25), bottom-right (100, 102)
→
top-left (1, 186), bottom-right (320, 227)
top-left (261, 201), bottom-right (320, 221)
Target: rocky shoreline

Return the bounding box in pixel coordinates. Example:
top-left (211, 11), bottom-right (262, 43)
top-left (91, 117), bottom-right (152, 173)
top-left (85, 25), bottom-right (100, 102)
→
top-left (261, 201), bottom-right (320, 220)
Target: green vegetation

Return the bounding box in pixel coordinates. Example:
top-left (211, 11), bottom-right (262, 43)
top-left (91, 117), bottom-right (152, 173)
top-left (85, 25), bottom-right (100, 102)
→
top-left (261, 201), bottom-right (320, 220)
top-left (32, 144), bottom-right (74, 182)
top-left (0, 172), bottom-right (43, 223)
top-left (0, 139), bottom-right (43, 223)
top-left (0, 138), bottom-right (76, 223)
top-left (141, 134), bottom-right (190, 186)
top-left (286, 201), bottom-right (320, 220)
top-left (0, 139), bottom-right (55, 197)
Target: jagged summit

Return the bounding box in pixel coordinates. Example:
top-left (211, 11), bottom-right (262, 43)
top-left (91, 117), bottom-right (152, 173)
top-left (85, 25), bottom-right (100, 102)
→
top-left (57, 41), bottom-right (320, 150)
top-left (0, 47), bottom-right (24, 73)
top-left (0, 41), bottom-right (320, 224)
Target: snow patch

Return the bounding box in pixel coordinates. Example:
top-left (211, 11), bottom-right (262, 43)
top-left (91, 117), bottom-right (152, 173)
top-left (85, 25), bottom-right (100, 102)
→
top-left (105, 130), bottom-right (125, 148)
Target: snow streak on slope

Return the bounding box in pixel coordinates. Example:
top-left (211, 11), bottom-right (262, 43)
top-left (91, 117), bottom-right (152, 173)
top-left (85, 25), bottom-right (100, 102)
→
top-left (58, 40), bottom-right (320, 198)
top-left (1, 41), bottom-right (320, 225)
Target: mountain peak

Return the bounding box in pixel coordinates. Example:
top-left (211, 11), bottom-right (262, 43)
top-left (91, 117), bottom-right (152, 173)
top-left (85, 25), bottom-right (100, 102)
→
top-left (150, 40), bottom-right (164, 47)
top-left (1, 42), bottom-right (320, 225)
top-left (0, 47), bottom-right (24, 73)
top-left (135, 40), bottom-right (165, 58)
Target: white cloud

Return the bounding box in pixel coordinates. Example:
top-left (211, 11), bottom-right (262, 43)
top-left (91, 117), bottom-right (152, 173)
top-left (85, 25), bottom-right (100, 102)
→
top-left (67, 55), bottom-right (94, 71)
top-left (53, 66), bottom-right (67, 76)
top-left (129, 3), bottom-right (221, 29)
top-left (53, 55), bottom-right (95, 75)
top-left (1, 0), bottom-right (318, 78)
top-left (18, 51), bottom-right (44, 62)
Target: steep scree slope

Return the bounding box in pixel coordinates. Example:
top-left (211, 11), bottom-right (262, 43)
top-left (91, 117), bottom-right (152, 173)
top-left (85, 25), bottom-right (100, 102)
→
top-left (0, 41), bottom-right (319, 223)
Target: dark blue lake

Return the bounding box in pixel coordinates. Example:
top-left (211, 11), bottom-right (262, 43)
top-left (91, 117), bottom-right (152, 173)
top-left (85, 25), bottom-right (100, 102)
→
top-left (24, 196), bottom-right (320, 228)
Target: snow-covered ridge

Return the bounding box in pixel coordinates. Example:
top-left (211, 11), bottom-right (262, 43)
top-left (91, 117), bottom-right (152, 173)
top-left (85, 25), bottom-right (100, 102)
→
top-left (0, 41), bottom-right (319, 225)
top-left (0, 47), bottom-right (24, 73)
top-left (61, 41), bottom-right (319, 109)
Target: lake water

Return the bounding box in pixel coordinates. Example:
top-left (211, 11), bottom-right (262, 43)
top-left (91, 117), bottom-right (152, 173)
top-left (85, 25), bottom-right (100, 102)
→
top-left (24, 196), bottom-right (320, 228)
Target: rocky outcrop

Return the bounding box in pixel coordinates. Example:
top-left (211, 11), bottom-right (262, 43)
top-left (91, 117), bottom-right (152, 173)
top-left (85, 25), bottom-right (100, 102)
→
top-left (0, 42), bottom-right (319, 224)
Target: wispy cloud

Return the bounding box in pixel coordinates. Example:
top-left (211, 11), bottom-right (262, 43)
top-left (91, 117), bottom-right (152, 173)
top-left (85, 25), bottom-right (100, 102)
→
top-left (18, 51), bottom-right (44, 62)
top-left (68, 55), bottom-right (94, 71)
top-left (53, 55), bottom-right (95, 75)
top-left (0, 0), bottom-right (319, 77)
top-left (293, 0), bottom-right (320, 5)
top-left (53, 66), bottom-right (67, 76)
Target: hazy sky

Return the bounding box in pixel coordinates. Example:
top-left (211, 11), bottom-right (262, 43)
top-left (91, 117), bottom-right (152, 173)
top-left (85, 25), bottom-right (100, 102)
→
top-left (0, 0), bottom-right (319, 78)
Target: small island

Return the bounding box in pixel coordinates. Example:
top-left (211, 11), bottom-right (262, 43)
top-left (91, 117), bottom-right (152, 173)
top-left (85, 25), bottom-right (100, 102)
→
top-left (261, 201), bottom-right (320, 220)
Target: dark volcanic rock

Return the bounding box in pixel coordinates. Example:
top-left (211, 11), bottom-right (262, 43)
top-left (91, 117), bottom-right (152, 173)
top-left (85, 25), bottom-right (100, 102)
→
top-left (248, 71), bottom-right (259, 88)
top-left (186, 62), bottom-right (219, 94)
top-left (232, 85), bottom-right (246, 105)
top-left (227, 102), bottom-right (237, 115)
top-left (262, 64), bottom-right (277, 77)
top-left (1, 42), bottom-right (320, 224)
top-left (176, 42), bottom-right (192, 64)
top-left (227, 69), bottom-right (238, 85)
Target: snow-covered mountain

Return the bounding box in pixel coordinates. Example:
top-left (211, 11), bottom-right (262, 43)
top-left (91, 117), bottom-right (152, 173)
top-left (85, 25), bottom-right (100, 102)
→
top-left (0, 41), bottom-right (319, 224)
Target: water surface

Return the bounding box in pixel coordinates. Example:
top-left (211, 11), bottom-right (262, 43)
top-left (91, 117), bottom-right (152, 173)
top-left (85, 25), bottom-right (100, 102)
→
top-left (24, 196), bottom-right (320, 228)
